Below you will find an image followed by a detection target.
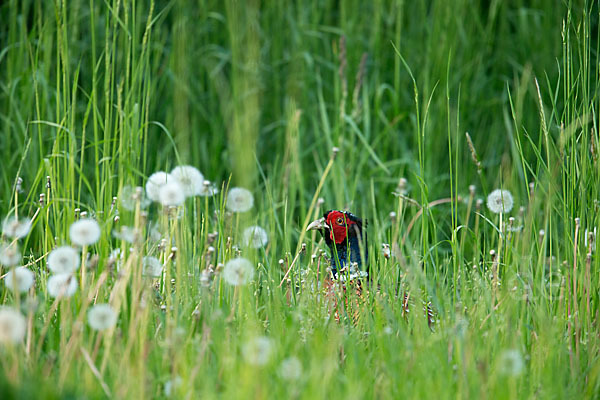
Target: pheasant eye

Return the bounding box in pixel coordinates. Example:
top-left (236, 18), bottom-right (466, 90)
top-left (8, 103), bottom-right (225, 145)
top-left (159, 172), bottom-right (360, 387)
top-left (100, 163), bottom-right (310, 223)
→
top-left (336, 217), bottom-right (344, 225)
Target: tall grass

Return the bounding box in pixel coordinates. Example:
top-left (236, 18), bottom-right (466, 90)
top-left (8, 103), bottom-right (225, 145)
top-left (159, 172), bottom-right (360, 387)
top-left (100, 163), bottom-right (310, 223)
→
top-left (0, 0), bottom-right (599, 398)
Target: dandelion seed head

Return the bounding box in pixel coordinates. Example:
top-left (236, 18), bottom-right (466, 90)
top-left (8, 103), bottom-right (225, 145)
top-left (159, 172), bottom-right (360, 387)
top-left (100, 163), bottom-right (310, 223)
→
top-left (278, 356), bottom-right (302, 381)
top-left (47, 273), bottom-right (78, 298)
top-left (87, 304), bottom-right (118, 331)
top-left (499, 349), bottom-right (525, 377)
top-left (397, 177), bottom-right (409, 195)
top-left (383, 325), bottom-right (394, 335)
top-left (164, 376), bottom-right (183, 397)
top-left (4, 267), bottom-right (34, 293)
top-left (243, 336), bottom-right (273, 366)
top-left (0, 307), bottom-right (26, 345)
top-left (507, 224), bottom-right (524, 233)
top-left (200, 270), bottom-right (212, 287)
top-left (2, 216), bottom-right (32, 239)
top-left (486, 189), bottom-right (514, 214)
top-left (382, 243), bottom-right (391, 259)
top-left (113, 226), bottom-right (142, 244)
top-left (159, 181), bottom-right (185, 207)
top-left (198, 180), bottom-right (219, 197)
top-left (148, 223), bottom-right (162, 243)
top-left (146, 171), bottom-right (175, 202)
top-left (454, 317), bottom-right (469, 338)
top-left (143, 256), bottom-right (163, 278)
top-left (171, 165), bottom-right (204, 197)
top-left (70, 219), bottom-right (101, 246)
top-left (585, 227), bottom-right (596, 252)
top-left (0, 243), bottom-right (21, 267)
top-left (222, 257), bottom-right (255, 286)
top-left (242, 226), bottom-right (269, 248)
top-left (47, 246), bottom-right (80, 274)
top-left (226, 187), bottom-right (254, 212)
top-left (120, 185), bottom-right (151, 211)
top-left (15, 177), bottom-right (23, 193)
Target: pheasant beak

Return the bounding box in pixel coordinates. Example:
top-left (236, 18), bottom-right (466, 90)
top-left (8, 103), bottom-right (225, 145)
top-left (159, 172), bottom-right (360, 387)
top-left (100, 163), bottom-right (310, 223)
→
top-left (306, 217), bottom-right (326, 232)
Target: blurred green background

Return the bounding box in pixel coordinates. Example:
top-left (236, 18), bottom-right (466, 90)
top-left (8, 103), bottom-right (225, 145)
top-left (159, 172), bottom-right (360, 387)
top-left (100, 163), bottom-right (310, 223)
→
top-left (0, 0), bottom-right (578, 217)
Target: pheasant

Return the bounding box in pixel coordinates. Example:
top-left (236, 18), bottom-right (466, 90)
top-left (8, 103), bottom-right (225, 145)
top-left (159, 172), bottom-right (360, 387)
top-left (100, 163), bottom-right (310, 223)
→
top-left (306, 210), bottom-right (369, 280)
top-left (306, 210), bottom-right (368, 323)
top-left (306, 209), bottom-right (435, 328)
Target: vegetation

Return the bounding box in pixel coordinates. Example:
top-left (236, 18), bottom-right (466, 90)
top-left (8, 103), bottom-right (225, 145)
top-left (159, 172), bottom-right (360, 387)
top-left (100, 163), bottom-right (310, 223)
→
top-left (0, 0), bottom-right (599, 398)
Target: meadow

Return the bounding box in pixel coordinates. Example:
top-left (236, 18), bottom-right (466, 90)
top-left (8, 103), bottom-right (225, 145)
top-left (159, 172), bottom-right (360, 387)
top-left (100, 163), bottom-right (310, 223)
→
top-left (1, 0), bottom-right (599, 398)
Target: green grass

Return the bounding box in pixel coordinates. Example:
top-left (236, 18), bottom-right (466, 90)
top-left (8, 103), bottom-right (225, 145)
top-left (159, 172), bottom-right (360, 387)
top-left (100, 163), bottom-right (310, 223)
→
top-left (1, 0), bottom-right (599, 398)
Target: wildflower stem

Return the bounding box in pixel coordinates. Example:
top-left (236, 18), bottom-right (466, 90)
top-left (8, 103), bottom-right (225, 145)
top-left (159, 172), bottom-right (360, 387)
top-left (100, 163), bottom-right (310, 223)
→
top-left (25, 292), bottom-right (34, 358)
top-left (81, 245), bottom-right (88, 291)
top-left (228, 286), bottom-right (239, 321)
top-left (296, 154), bottom-right (336, 254)
top-left (493, 212), bottom-right (504, 303)
top-left (392, 195), bottom-right (404, 252)
top-left (14, 180), bottom-right (18, 220)
top-left (460, 188), bottom-right (475, 264)
top-left (80, 346), bottom-right (112, 397)
top-left (278, 249), bottom-right (302, 288)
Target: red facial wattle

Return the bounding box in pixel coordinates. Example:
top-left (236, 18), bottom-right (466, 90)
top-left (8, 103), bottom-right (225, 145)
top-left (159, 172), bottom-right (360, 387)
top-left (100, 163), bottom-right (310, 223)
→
top-left (326, 211), bottom-right (356, 244)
